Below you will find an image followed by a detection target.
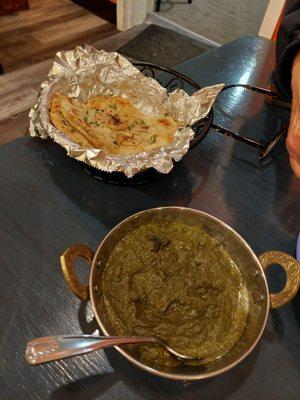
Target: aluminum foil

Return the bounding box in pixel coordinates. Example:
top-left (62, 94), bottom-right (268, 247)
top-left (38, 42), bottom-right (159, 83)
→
top-left (29, 45), bottom-right (223, 177)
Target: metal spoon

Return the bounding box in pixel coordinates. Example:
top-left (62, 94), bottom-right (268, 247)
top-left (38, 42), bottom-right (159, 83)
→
top-left (25, 335), bottom-right (196, 365)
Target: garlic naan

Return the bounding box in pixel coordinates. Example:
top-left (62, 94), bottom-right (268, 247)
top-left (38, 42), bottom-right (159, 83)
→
top-left (50, 93), bottom-right (92, 148)
top-left (50, 93), bottom-right (179, 155)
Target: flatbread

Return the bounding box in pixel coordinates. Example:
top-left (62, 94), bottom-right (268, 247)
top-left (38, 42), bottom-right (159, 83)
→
top-left (50, 93), bottom-right (179, 155)
top-left (50, 93), bottom-right (92, 148)
top-left (87, 96), bottom-right (138, 131)
top-left (60, 97), bottom-right (113, 149)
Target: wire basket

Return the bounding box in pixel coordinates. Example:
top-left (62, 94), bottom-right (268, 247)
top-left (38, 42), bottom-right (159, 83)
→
top-left (81, 62), bottom-right (290, 185)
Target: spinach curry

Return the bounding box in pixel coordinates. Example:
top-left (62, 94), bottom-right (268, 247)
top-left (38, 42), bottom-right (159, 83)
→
top-left (101, 222), bottom-right (250, 367)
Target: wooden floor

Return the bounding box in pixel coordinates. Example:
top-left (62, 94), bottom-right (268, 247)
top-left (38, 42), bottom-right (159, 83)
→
top-left (0, 0), bottom-right (118, 72)
top-left (156, 0), bottom-right (269, 44)
top-left (0, 0), bottom-right (133, 145)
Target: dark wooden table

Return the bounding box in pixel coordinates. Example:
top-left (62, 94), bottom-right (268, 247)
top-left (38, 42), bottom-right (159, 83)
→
top-left (1, 36), bottom-right (299, 400)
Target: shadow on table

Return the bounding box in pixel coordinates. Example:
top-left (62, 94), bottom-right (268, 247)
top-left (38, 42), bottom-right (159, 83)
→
top-left (50, 344), bottom-right (259, 400)
top-left (77, 300), bottom-right (99, 335)
top-left (263, 309), bottom-right (285, 343)
top-left (291, 291), bottom-right (300, 328)
top-left (214, 91), bottom-right (300, 243)
top-left (107, 344), bottom-right (259, 399)
top-left (217, 98), bottom-right (300, 368)
top-left (49, 372), bottom-right (121, 400)
top-left (26, 139), bottom-right (209, 231)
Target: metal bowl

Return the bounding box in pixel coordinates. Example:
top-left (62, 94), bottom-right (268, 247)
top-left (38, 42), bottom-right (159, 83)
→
top-left (61, 207), bottom-right (300, 380)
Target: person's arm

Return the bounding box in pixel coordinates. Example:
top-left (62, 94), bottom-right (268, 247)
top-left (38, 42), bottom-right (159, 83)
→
top-left (273, 0), bottom-right (300, 100)
top-left (272, 1), bottom-right (300, 177)
top-left (287, 51), bottom-right (300, 177)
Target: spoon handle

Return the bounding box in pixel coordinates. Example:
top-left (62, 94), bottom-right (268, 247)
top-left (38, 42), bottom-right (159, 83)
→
top-left (25, 335), bottom-right (158, 365)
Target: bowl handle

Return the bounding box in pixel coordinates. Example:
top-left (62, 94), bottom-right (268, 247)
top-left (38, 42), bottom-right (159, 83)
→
top-left (259, 251), bottom-right (300, 309)
top-left (60, 244), bottom-right (95, 301)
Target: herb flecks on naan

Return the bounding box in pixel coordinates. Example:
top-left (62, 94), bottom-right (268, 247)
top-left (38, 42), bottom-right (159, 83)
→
top-left (87, 96), bottom-right (137, 131)
top-left (49, 93), bottom-right (92, 148)
top-left (50, 93), bottom-right (178, 155)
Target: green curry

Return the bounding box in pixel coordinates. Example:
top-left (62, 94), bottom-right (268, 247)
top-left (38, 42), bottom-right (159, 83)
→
top-left (101, 222), bottom-right (250, 367)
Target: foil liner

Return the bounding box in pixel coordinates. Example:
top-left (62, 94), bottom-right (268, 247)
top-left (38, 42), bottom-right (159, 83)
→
top-left (29, 45), bottom-right (224, 178)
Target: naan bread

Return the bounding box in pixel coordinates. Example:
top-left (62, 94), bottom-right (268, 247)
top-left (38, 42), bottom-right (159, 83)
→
top-left (50, 93), bottom-right (92, 148)
top-left (59, 97), bottom-right (107, 148)
top-left (87, 96), bottom-right (138, 131)
top-left (50, 93), bottom-right (179, 155)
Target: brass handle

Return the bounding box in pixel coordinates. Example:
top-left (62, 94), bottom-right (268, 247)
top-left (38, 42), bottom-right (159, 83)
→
top-left (259, 251), bottom-right (300, 308)
top-left (60, 244), bottom-right (94, 301)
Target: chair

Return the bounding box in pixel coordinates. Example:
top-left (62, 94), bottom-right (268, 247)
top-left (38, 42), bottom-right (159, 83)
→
top-left (156, 0), bottom-right (192, 12)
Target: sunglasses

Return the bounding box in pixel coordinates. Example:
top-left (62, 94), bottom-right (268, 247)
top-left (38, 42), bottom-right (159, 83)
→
top-left (135, 62), bottom-right (290, 161)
